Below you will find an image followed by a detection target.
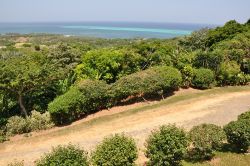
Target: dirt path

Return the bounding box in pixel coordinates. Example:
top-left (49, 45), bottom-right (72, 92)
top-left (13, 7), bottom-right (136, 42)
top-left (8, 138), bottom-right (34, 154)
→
top-left (1, 87), bottom-right (250, 165)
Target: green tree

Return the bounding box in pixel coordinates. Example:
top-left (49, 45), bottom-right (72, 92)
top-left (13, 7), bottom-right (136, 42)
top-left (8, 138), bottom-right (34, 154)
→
top-left (206, 20), bottom-right (246, 47)
top-left (0, 52), bottom-right (62, 117)
top-left (179, 28), bottom-right (210, 51)
top-left (75, 48), bottom-right (142, 83)
top-left (194, 50), bottom-right (224, 73)
top-left (217, 61), bottom-right (242, 85)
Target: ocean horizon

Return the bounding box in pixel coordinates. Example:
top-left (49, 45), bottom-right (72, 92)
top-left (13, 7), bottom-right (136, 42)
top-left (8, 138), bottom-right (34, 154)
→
top-left (0, 22), bottom-right (216, 38)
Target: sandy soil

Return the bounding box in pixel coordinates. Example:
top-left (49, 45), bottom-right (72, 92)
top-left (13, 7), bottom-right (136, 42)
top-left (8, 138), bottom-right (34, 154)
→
top-left (0, 88), bottom-right (250, 165)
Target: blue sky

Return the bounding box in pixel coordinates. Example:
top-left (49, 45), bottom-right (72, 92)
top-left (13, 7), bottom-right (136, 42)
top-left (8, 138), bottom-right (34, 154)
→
top-left (1, 0), bottom-right (249, 24)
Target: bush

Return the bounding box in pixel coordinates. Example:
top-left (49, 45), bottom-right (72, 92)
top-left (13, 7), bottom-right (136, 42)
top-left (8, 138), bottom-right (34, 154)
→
top-left (34, 45), bottom-right (41, 51)
top-left (238, 111), bottom-right (250, 120)
top-left (91, 134), bottom-right (138, 166)
top-left (217, 61), bottom-right (244, 85)
top-left (145, 125), bottom-right (188, 166)
top-left (36, 144), bottom-right (89, 166)
top-left (0, 129), bottom-right (7, 143)
top-left (6, 116), bottom-right (30, 136)
top-left (193, 51), bottom-right (224, 72)
top-left (224, 119), bottom-right (250, 152)
top-left (247, 74), bottom-right (250, 82)
top-left (6, 111), bottom-right (54, 136)
top-left (112, 66), bottom-right (182, 102)
top-left (49, 79), bottom-right (110, 125)
top-left (181, 65), bottom-right (195, 88)
top-left (188, 124), bottom-right (227, 161)
top-left (77, 80), bottom-right (111, 112)
top-left (49, 68), bottom-right (181, 125)
top-left (28, 110), bottom-right (54, 131)
top-left (192, 68), bottom-right (215, 89)
top-left (48, 86), bottom-right (84, 124)
top-left (22, 43), bottom-right (31, 47)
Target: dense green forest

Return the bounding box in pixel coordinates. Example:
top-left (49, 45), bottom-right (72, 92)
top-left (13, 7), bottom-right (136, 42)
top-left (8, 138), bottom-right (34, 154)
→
top-left (0, 20), bottom-right (250, 138)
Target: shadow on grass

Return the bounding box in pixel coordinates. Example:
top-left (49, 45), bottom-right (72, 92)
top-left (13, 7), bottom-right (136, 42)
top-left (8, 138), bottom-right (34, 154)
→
top-left (221, 143), bottom-right (244, 154)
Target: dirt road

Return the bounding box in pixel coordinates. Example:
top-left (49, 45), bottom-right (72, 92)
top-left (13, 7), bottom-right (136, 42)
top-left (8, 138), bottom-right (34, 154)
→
top-left (0, 87), bottom-right (250, 165)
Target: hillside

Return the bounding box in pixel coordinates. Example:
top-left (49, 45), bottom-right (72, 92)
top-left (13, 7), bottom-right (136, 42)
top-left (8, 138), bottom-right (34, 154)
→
top-left (0, 86), bottom-right (250, 165)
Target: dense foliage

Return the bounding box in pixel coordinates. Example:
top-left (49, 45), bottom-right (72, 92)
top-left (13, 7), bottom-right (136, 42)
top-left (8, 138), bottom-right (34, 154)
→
top-left (224, 118), bottom-right (250, 152)
top-left (48, 79), bottom-right (110, 124)
top-left (238, 111), bottom-right (250, 120)
top-left (75, 49), bottom-right (142, 83)
top-left (91, 134), bottom-right (138, 166)
top-left (0, 19), bottom-right (250, 137)
top-left (188, 124), bottom-right (227, 160)
top-left (36, 144), bottom-right (89, 166)
top-left (6, 111), bottom-right (54, 135)
top-left (191, 68), bottom-right (215, 89)
top-left (145, 125), bottom-right (188, 166)
top-left (112, 66), bottom-right (182, 102)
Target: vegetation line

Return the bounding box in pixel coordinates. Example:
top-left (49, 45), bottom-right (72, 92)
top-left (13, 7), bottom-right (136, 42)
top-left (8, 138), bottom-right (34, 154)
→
top-left (5, 86), bottom-right (249, 142)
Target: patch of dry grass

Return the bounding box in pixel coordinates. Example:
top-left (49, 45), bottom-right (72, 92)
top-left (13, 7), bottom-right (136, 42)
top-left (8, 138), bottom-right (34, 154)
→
top-left (183, 152), bottom-right (250, 166)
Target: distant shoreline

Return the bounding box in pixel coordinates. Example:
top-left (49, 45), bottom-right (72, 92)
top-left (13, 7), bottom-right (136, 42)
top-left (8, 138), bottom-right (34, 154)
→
top-left (0, 22), bottom-right (215, 39)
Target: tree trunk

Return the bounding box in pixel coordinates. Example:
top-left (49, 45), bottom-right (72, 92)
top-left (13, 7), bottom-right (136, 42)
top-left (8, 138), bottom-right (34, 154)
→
top-left (18, 93), bottom-right (28, 117)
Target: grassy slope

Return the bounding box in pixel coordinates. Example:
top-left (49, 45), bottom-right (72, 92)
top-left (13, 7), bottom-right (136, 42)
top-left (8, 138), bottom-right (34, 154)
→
top-left (49, 86), bottom-right (250, 136)
top-left (7, 85), bottom-right (250, 141)
top-left (1, 86), bottom-right (250, 165)
top-left (53, 86), bottom-right (250, 166)
top-left (183, 152), bottom-right (250, 166)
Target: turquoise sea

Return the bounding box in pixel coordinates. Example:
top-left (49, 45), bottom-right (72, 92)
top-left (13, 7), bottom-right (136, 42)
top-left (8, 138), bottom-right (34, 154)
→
top-left (0, 22), bottom-right (215, 38)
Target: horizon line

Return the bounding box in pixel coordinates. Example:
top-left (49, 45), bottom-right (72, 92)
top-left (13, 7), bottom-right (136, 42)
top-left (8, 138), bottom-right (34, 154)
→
top-left (0, 20), bottom-right (221, 26)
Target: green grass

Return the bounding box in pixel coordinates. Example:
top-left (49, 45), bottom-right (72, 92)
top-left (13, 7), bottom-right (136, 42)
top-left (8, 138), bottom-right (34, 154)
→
top-left (183, 152), bottom-right (250, 166)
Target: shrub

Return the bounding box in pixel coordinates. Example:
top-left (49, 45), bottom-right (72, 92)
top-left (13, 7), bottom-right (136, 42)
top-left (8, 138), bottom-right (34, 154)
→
top-left (217, 61), bottom-right (243, 85)
top-left (112, 66), bottom-right (182, 102)
top-left (91, 134), bottom-right (138, 166)
top-left (28, 110), bottom-right (54, 131)
top-left (6, 111), bottom-right (54, 136)
top-left (22, 43), bottom-right (31, 47)
top-left (6, 116), bottom-right (30, 136)
top-left (192, 68), bottom-right (215, 89)
top-left (0, 129), bottom-right (7, 143)
top-left (145, 125), bottom-right (188, 166)
top-left (50, 68), bottom-right (182, 125)
top-left (36, 144), bottom-right (89, 166)
top-left (155, 66), bottom-right (182, 91)
top-left (247, 74), bottom-right (250, 82)
top-left (181, 65), bottom-right (195, 88)
top-left (49, 79), bottom-right (110, 125)
top-left (48, 86), bottom-right (84, 124)
top-left (193, 51), bottom-right (223, 72)
top-left (77, 80), bottom-right (111, 112)
top-left (224, 119), bottom-right (250, 152)
top-left (34, 45), bottom-right (41, 51)
top-left (238, 111), bottom-right (250, 120)
top-left (234, 73), bottom-right (249, 85)
top-left (188, 124), bottom-right (227, 161)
